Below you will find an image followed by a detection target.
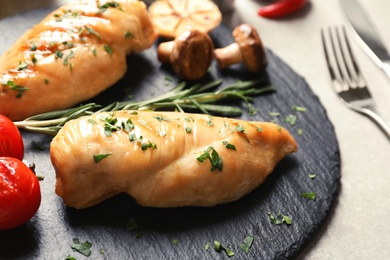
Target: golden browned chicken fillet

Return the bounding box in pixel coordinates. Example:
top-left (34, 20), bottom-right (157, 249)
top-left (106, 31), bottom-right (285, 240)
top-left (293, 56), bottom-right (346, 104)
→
top-left (50, 111), bottom-right (298, 209)
top-left (0, 0), bottom-right (157, 121)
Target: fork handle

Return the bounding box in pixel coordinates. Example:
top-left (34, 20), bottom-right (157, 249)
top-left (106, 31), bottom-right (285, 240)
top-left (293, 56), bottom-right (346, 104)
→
top-left (359, 107), bottom-right (390, 140)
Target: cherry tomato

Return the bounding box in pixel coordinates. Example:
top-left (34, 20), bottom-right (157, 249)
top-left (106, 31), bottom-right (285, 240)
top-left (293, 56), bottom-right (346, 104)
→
top-left (258, 0), bottom-right (308, 18)
top-left (0, 157), bottom-right (41, 230)
top-left (0, 115), bottom-right (24, 160)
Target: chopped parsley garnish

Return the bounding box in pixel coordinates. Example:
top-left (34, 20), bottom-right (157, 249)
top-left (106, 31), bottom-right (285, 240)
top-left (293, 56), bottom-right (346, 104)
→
top-left (124, 31), bottom-right (134, 39)
top-left (31, 140), bottom-right (46, 151)
top-left (141, 140), bottom-right (157, 150)
top-left (267, 211), bottom-right (292, 225)
top-left (284, 114), bottom-right (297, 126)
top-left (29, 42), bottom-right (37, 51)
top-left (297, 128), bottom-right (303, 136)
top-left (98, 1), bottom-right (121, 13)
top-left (301, 191), bottom-right (316, 201)
top-left (213, 240), bottom-right (234, 257)
top-left (205, 242), bottom-right (211, 251)
top-left (63, 50), bottom-right (75, 66)
top-left (240, 236), bottom-right (254, 254)
top-left (292, 105), bottom-right (307, 112)
top-left (257, 127), bottom-right (263, 132)
top-left (205, 119), bottom-right (214, 126)
top-left (93, 153), bottom-right (112, 163)
top-left (222, 141), bottom-right (236, 150)
top-left (54, 50), bottom-right (64, 59)
top-left (125, 217), bottom-right (138, 231)
top-left (103, 116), bottom-right (121, 136)
top-left (122, 118), bottom-right (135, 132)
top-left (44, 78), bottom-right (49, 84)
top-left (71, 238), bottom-right (92, 257)
top-left (235, 125), bottom-right (247, 134)
top-left (92, 48), bottom-right (97, 56)
top-left (84, 26), bottom-right (101, 40)
top-left (154, 115), bottom-right (170, 122)
top-left (64, 256), bottom-right (76, 260)
top-left (196, 146), bottom-right (223, 172)
top-left (1, 80), bottom-right (29, 98)
top-left (269, 111), bottom-right (280, 117)
top-left (185, 126), bottom-right (192, 133)
top-left (104, 44), bottom-right (113, 55)
top-left (17, 61), bottom-right (28, 71)
top-left (171, 239), bottom-right (179, 245)
top-left (308, 173), bottom-right (316, 179)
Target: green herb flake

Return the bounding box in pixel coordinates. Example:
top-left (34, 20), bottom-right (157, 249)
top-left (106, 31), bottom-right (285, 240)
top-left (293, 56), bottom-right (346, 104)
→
top-left (206, 119), bottom-right (214, 126)
top-left (125, 217), bottom-right (138, 231)
top-left (85, 26), bottom-right (101, 40)
top-left (64, 256), bottom-right (76, 260)
top-left (154, 115), bottom-right (170, 122)
top-left (196, 146), bottom-right (223, 172)
top-left (205, 242), bottom-right (210, 251)
top-left (88, 118), bottom-right (97, 125)
top-left (282, 215), bottom-right (292, 225)
top-left (63, 50), bottom-right (75, 66)
top-left (284, 114), bottom-right (297, 126)
top-left (92, 48), bottom-right (97, 57)
top-left (100, 249), bottom-right (105, 254)
top-left (54, 50), bottom-right (64, 59)
top-left (141, 140), bottom-right (157, 151)
top-left (29, 42), bottom-right (37, 51)
top-left (308, 173), bottom-right (316, 179)
top-left (171, 239), bottom-right (179, 245)
top-left (31, 140), bottom-right (46, 151)
top-left (185, 126), bottom-right (192, 133)
top-left (269, 111), bottom-right (280, 117)
top-left (2, 80), bottom-right (30, 98)
top-left (301, 191), bottom-right (316, 201)
top-left (17, 61), bottom-right (28, 71)
top-left (122, 118), bottom-right (135, 132)
top-left (103, 116), bottom-right (121, 136)
top-left (257, 127), bottom-right (263, 132)
top-left (222, 141), bottom-right (236, 150)
top-left (93, 153), bottom-right (112, 163)
top-left (124, 30), bottom-right (134, 39)
top-left (240, 235), bottom-right (254, 254)
top-left (44, 78), bottom-right (49, 84)
top-left (297, 128), bottom-right (303, 136)
top-left (235, 125), bottom-right (247, 134)
top-left (292, 105), bottom-right (307, 112)
top-left (213, 240), bottom-right (234, 257)
top-left (99, 1), bottom-right (120, 13)
top-left (267, 211), bottom-right (282, 225)
top-left (71, 238), bottom-right (92, 257)
top-left (104, 44), bottom-right (113, 55)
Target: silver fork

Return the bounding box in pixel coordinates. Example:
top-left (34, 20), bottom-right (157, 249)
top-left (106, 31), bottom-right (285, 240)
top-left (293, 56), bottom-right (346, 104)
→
top-left (321, 26), bottom-right (390, 139)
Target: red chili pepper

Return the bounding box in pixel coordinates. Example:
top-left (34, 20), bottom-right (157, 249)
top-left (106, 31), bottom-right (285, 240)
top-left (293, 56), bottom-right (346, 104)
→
top-left (258, 0), bottom-right (308, 18)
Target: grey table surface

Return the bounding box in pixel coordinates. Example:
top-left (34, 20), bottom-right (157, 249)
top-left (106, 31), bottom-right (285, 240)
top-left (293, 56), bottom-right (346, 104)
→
top-left (1, 0), bottom-right (390, 259)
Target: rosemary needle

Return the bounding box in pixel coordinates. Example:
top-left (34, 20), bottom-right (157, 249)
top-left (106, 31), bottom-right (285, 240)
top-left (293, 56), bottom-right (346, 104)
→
top-left (14, 79), bottom-right (275, 135)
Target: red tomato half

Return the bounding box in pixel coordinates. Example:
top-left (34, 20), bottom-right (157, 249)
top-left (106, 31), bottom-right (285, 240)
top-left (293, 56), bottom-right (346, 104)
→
top-left (0, 157), bottom-right (41, 230)
top-left (258, 0), bottom-right (308, 18)
top-left (0, 115), bottom-right (24, 160)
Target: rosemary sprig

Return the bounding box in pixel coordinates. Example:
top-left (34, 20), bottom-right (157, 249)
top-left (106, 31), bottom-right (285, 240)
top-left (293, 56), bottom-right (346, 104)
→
top-left (14, 79), bottom-right (275, 135)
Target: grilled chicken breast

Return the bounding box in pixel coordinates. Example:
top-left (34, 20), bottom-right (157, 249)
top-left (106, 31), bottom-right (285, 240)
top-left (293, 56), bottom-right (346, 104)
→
top-left (0, 0), bottom-right (157, 121)
top-left (50, 111), bottom-right (298, 209)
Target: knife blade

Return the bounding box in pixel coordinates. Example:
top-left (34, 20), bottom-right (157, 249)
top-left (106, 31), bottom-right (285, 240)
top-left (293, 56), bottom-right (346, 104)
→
top-left (340, 0), bottom-right (390, 79)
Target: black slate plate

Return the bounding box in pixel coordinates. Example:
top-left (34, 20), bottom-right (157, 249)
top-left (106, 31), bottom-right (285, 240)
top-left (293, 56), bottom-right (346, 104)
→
top-left (0, 7), bottom-right (340, 260)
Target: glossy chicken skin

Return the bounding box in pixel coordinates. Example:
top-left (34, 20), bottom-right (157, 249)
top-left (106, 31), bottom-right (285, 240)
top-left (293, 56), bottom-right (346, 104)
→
top-left (50, 111), bottom-right (298, 209)
top-left (0, 0), bottom-right (157, 121)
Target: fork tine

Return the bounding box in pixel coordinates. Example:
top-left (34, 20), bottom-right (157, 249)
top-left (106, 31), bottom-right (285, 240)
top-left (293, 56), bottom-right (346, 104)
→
top-left (322, 27), bottom-right (346, 92)
top-left (340, 26), bottom-right (367, 87)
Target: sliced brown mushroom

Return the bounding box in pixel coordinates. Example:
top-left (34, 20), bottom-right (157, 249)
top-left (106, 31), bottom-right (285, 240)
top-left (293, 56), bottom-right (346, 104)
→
top-left (157, 29), bottom-right (214, 81)
top-left (214, 24), bottom-right (267, 73)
